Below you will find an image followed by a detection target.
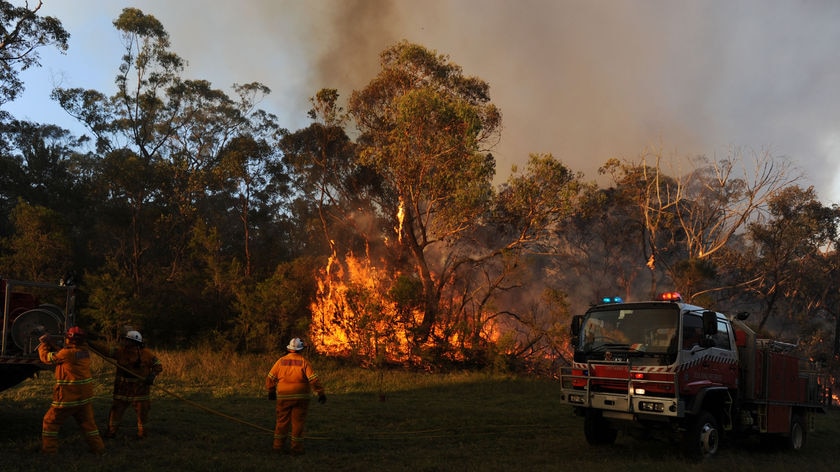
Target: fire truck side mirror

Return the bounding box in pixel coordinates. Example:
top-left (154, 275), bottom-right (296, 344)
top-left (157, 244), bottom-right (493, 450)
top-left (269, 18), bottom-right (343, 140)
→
top-left (571, 315), bottom-right (583, 337)
top-left (702, 310), bottom-right (718, 336)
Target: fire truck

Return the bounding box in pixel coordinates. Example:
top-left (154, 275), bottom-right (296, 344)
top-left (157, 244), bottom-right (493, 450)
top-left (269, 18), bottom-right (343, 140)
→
top-left (0, 278), bottom-right (76, 393)
top-left (559, 292), bottom-right (832, 459)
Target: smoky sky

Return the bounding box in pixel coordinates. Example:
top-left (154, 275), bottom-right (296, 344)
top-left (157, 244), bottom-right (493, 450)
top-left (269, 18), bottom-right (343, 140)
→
top-left (14, 0), bottom-right (840, 204)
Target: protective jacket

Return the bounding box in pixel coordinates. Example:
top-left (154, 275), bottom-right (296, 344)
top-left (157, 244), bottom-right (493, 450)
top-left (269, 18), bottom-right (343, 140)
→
top-left (266, 352), bottom-right (324, 399)
top-left (38, 339), bottom-right (104, 454)
top-left (90, 341), bottom-right (163, 401)
top-left (38, 341), bottom-right (95, 407)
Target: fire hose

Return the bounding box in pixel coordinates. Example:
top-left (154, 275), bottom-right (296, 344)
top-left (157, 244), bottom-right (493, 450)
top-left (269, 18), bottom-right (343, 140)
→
top-left (86, 343), bottom-right (274, 435)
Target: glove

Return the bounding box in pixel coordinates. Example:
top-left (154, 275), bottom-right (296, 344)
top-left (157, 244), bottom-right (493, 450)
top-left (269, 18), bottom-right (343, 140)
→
top-left (318, 393), bottom-right (327, 404)
top-left (144, 374), bottom-right (156, 386)
top-left (268, 390), bottom-right (277, 401)
top-left (38, 334), bottom-right (55, 347)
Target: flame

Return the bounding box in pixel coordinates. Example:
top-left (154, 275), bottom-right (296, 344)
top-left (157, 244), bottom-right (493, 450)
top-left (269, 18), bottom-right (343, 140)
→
top-left (310, 252), bottom-right (422, 364)
top-left (396, 197), bottom-right (405, 244)
top-left (309, 250), bottom-right (506, 365)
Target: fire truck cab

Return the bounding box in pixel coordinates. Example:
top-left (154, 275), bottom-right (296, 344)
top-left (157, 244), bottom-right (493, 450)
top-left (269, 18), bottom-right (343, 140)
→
top-left (559, 293), bottom-right (830, 459)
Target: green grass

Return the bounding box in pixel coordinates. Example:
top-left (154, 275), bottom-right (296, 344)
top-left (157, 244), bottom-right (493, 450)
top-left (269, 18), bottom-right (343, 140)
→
top-left (2, 349), bottom-right (839, 471)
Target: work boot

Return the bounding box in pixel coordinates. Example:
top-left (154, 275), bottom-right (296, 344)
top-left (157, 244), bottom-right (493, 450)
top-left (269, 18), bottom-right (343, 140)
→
top-left (290, 442), bottom-right (304, 456)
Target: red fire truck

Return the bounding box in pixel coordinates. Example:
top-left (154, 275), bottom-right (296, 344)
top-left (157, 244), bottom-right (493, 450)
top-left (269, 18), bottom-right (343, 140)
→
top-left (559, 292), bottom-right (832, 459)
top-left (1, 278), bottom-right (76, 392)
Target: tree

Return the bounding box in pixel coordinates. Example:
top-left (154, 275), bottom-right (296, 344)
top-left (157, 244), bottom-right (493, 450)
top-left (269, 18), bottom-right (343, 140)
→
top-left (677, 148), bottom-right (798, 260)
top-left (280, 88), bottom-right (382, 259)
top-left (0, 199), bottom-right (72, 281)
top-left (747, 186), bottom-right (840, 335)
top-left (348, 41), bottom-right (501, 344)
top-left (0, 0), bottom-right (69, 108)
top-left (599, 147), bottom-right (798, 301)
top-left (48, 9), bottom-right (283, 342)
top-left (598, 151), bottom-right (683, 298)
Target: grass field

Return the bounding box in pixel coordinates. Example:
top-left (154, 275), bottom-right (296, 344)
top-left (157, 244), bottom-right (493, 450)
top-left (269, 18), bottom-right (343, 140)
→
top-left (1, 349), bottom-right (838, 472)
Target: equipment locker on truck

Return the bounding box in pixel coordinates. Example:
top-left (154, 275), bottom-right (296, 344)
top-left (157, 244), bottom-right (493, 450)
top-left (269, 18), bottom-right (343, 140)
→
top-left (559, 292), bottom-right (831, 459)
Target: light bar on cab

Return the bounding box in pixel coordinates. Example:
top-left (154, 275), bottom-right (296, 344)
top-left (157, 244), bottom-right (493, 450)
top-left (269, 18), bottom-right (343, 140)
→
top-left (657, 291), bottom-right (682, 302)
top-left (601, 296), bottom-right (623, 304)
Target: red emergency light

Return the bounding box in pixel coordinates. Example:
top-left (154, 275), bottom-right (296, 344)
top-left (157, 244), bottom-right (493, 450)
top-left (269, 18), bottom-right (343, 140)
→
top-left (657, 291), bottom-right (682, 302)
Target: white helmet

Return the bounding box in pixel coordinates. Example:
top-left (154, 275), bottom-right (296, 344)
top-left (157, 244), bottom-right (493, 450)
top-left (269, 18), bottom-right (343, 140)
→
top-left (125, 330), bottom-right (143, 343)
top-left (286, 338), bottom-right (304, 351)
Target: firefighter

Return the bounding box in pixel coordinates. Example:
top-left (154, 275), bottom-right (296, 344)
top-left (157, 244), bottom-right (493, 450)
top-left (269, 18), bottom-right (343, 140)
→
top-left (266, 337), bottom-right (326, 455)
top-left (37, 327), bottom-right (105, 455)
top-left (89, 330), bottom-right (163, 439)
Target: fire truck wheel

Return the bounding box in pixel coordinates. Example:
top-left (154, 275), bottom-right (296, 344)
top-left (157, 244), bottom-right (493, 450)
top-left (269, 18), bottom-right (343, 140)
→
top-left (682, 410), bottom-right (720, 460)
top-left (583, 410), bottom-right (618, 445)
top-left (787, 415), bottom-right (806, 451)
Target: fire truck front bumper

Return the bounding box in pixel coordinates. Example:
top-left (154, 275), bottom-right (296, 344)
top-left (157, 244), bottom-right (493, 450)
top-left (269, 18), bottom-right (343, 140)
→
top-left (561, 390), bottom-right (683, 418)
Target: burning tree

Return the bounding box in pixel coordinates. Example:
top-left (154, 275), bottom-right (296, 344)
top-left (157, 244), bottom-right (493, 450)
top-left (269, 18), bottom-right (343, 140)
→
top-left (299, 43), bottom-right (585, 369)
top-left (347, 41), bottom-right (501, 348)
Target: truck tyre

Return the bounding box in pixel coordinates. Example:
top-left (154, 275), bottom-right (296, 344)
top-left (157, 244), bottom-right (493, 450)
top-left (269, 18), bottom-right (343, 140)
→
top-left (787, 415), bottom-right (806, 451)
top-left (584, 410), bottom-right (618, 445)
top-left (682, 410), bottom-right (720, 460)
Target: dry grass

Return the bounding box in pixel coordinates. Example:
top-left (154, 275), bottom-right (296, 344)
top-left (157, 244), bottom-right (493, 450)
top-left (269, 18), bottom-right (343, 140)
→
top-left (2, 347), bottom-right (839, 472)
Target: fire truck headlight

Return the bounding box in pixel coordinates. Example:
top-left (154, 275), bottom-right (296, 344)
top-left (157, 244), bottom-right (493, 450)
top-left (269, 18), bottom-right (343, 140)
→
top-left (568, 394), bottom-right (585, 404)
top-left (638, 401), bottom-right (664, 412)
top-left (634, 388), bottom-right (646, 395)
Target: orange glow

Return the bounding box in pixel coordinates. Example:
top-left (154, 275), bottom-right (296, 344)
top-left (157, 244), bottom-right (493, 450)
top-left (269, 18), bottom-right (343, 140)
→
top-left (396, 197), bottom-right (405, 244)
top-left (309, 251), bottom-right (427, 364)
top-left (309, 250), bottom-right (505, 365)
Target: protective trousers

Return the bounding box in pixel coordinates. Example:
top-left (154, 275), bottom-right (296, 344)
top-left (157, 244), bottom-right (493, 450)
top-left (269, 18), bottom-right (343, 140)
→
top-left (273, 398), bottom-right (310, 454)
top-left (108, 398), bottom-right (151, 438)
top-left (42, 403), bottom-right (105, 454)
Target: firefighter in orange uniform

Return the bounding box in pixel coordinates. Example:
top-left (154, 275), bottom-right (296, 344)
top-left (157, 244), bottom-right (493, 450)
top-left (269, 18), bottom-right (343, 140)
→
top-left (266, 338), bottom-right (326, 455)
top-left (38, 326), bottom-right (105, 455)
top-left (89, 330), bottom-right (162, 439)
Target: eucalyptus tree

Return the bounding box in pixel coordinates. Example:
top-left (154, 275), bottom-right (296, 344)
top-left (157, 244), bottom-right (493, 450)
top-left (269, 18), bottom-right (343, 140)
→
top-left (598, 153), bottom-right (684, 298)
top-left (50, 8), bottom-right (281, 338)
top-left (0, 120), bottom-right (95, 278)
top-left (483, 153), bottom-right (585, 364)
top-left (348, 41), bottom-right (501, 345)
top-left (51, 8), bottom-right (187, 297)
top-left (280, 88), bottom-right (382, 259)
top-left (0, 0), bottom-right (69, 110)
top-left (599, 147), bottom-right (798, 302)
top-left (0, 200), bottom-right (72, 281)
top-left (746, 186), bottom-right (840, 339)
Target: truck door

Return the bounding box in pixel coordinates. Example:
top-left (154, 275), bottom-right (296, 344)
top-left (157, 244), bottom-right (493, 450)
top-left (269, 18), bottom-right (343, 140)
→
top-left (679, 313), bottom-right (738, 391)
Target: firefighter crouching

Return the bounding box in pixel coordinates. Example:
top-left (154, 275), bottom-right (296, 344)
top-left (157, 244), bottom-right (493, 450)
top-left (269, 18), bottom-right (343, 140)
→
top-left (89, 330), bottom-right (163, 439)
top-left (37, 327), bottom-right (105, 455)
top-left (266, 338), bottom-right (326, 455)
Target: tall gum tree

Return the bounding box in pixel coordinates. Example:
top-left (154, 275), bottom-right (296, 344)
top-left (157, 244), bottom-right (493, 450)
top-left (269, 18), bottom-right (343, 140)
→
top-left (600, 146), bottom-right (798, 301)
top-left (348, 41), bottom-right (501, 344)
top-left (0, 0), bottom-right (69, 109)
top-left (51, 8), bottom-right (278, 295)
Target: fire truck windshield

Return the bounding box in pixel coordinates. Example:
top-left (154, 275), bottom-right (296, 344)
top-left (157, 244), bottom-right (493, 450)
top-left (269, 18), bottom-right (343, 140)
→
top-left (580, 306), bottom-right (679, 356)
